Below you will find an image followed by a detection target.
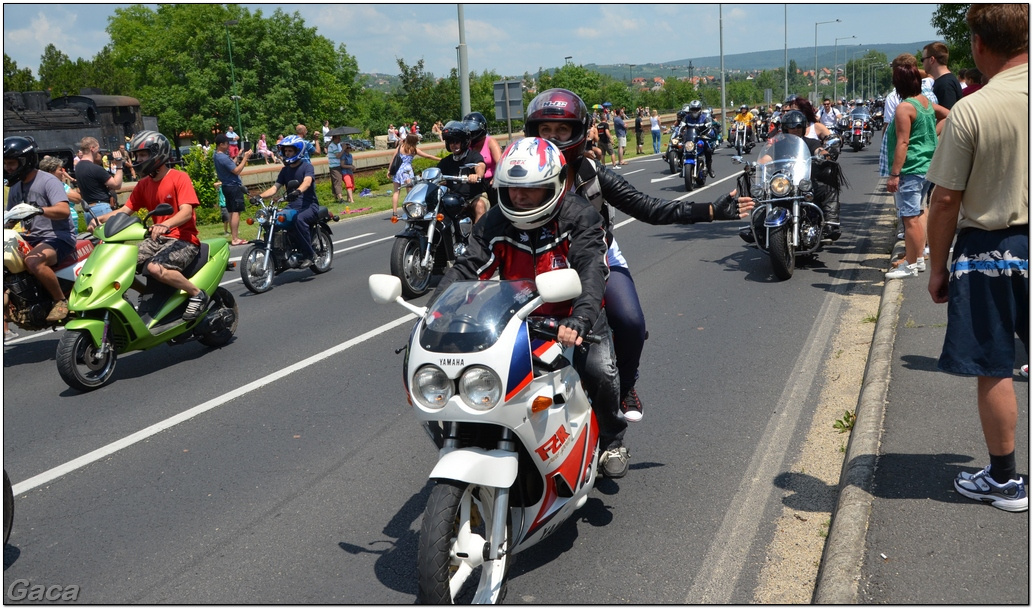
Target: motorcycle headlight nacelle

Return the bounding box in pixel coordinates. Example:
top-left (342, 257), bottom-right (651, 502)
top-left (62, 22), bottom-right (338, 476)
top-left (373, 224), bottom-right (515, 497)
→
top-left (403, 201), bottom-right (427, 219)
top-left (769, 175), bottom-right (792, 197)
top-left (413, 365), bottom-right (453, 409)
top-left (458, 366), bottom-right (502, 411)
top-left (255, 209), bottom-right (269, 225)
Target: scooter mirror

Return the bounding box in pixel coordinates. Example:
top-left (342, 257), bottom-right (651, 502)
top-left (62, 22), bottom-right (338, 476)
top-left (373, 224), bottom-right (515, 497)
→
top-left (536, 268), bottom-right (582, 303)
top-left (148, 203), bottom-right (174, 218)
top-left (369, 274), bottom-right (403, 304)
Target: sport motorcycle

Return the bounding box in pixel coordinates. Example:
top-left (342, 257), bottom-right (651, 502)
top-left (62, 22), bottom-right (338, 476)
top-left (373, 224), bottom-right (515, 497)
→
top-left (369, 269), bottom-right (602, 603)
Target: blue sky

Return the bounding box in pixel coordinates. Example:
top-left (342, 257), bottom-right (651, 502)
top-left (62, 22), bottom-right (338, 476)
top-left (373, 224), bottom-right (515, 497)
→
top-left (3, 3), bottom-right (942, 79)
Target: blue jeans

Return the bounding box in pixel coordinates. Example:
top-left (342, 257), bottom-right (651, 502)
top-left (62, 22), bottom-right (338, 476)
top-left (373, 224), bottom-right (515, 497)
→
top-left (87, 202), bottom-right (112, 220)
top-left (604, 266), bottom-right (646, 398)
top-left (291, 205), bottom-right (319, 259)
top-left (651, 129), bottom-right (662, 154)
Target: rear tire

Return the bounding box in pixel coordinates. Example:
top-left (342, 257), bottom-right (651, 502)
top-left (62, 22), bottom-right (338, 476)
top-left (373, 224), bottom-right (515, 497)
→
top-left (417, 480), bottom-right (510, 604)
top-left (56, 330), bottom-right (117, 392)
top-left (240, 246), bottom-right (274, 293)
top-left (310, 227), bottom-right (333, 274)
top-left (769, 224), bottom-right (795, 280)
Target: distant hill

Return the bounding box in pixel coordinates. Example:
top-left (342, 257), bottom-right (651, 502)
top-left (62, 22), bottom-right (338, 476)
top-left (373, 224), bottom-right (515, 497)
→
top-left (586, 41), bottom-right (935, 79)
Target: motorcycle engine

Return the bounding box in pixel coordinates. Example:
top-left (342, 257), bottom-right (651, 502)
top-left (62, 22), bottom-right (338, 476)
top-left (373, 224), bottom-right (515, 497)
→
top-left (3, 272), bottom-right (51, 328)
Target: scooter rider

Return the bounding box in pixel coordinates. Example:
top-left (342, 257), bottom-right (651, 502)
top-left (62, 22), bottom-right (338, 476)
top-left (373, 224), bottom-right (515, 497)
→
top-left (87, 131), bottom-right (209, 320)
top-left (432, 137), bottom-right (631, 479)
top-left (436, 120), bottom-right (489, 223)
top-left (523, 88), bottom-right (754, 423)
top-left (681, 100), bottom-right (717, 178)
top-left (257, 134), bottom-right (319, 267)
top-left (3, 136), bottom-right (75, 322)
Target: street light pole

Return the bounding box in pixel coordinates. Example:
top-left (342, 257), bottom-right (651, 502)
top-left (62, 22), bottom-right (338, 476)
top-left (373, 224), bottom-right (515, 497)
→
top-left (814, 19), bottom-right (841, 102)
top-left (629, 64), bottom-right (635, 85)
top-left (833, 35), bottom-right (855, 102)
top-left (851, 48), bottom-right (870, 98)
top-left (224, 19), bottom-right (242, 140)
top-left (564, 56), bottom-right (572, 65)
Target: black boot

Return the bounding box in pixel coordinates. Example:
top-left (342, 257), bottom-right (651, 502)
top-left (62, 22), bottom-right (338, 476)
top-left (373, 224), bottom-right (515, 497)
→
top-left (739, 226), bottom-right (755, 243)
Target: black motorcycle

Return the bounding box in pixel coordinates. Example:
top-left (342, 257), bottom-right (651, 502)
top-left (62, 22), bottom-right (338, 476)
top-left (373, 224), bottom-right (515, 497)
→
top-left (665, 127), bottom-right (684, 175)
top-left (239, 180), bottom-right (338, 293)
top-left (679, 123), bottom-right (717, 191)
top-left (390, 167), bottom-right (474, 299)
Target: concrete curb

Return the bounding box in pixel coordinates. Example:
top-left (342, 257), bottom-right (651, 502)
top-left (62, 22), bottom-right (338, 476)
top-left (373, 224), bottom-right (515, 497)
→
top-left (812, 242), bottom-right (905, 604)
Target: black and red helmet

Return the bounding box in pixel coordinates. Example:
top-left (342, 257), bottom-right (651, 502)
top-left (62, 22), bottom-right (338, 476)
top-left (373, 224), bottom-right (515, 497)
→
top-left (523, 88), bottom-right (590, 164)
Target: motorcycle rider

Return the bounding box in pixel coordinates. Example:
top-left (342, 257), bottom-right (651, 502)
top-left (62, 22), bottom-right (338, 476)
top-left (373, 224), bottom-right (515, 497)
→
top-left (740, 110), bottom-right (845, 243)
top-left (436, 120), bottom-right (488, 223)
top-left (3, 136), bottom-right (76, 322)
top-left (257, 134), bottom-right (319, 267)
top-left (732, 104), bottom-right (756, 145)
top-left (680, 100), bottom-right (717, 178)
top-left (818, 98), bottom-right (842, 131)
top-left (432, 137), bottom-right (631, 478)
top-left (87, 131), bottom-right (209, 320)
top-left (523, 88), bottom-right (754, 423)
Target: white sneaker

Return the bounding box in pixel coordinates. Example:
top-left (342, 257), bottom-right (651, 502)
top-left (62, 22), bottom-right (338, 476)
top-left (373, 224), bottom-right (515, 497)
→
top-left (915, 257), bottom-right (926, 272)
top-left (896, 231), bottom-right (905, 240)
top-left (924, 246), bottom-right (930, 257)
top-left (886, 263), bottom-right (919, 279)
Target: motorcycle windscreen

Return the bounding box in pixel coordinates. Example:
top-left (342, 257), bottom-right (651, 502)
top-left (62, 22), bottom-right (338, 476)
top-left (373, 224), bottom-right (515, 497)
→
top-left (419, 279), bottom-right (538, 353)
top-left (752, 134), bottom-right (812, 192)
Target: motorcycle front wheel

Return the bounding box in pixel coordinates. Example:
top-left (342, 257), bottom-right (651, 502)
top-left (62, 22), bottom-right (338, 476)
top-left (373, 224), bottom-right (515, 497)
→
top-left (768, 224), bottom-right (796, 280)
top-left (56, 330), bottom-right (117, 392)
top-left (197, 287), bottom-right (238, 348)
top-left (417, 480), bottom-right (510, 604)
top-left (310, 227), bottom-right (333, 274)
top-left (684, 165), bottom-right (695, 191)
top-left (240, 246), bottom-right (274, 293)
top-left (390, 237), bottom-right (432, 299)
top-left (667, 151), bottom-right (678, 175)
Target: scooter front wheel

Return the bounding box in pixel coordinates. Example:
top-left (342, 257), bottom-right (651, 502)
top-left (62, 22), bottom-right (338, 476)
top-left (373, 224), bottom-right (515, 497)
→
top-left (417, 480), bottom-right (510, 604)
top-left (240, 246), bottom-right (274, 293)
top-left (56, 330), bottom-right (117, 392)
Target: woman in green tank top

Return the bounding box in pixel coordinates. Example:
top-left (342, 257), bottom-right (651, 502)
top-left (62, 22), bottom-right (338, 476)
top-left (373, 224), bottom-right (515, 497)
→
top-left (885, 53), bottom-right (950, 279)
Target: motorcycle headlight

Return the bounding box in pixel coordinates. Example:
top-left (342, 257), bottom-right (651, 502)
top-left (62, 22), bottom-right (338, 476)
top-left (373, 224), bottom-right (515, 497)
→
top-left (255, 209), bottom-right (268, 225)
top-left (458, 366), bottom-right (502, 411)
top-left (403, 201), bottom-right (427, 219)
top-left (769, 175), bottom-right (792, 197)
top-left (798, 179), bottom-right (813, 193)
top-left (413, 365), bottom-right (453, 409)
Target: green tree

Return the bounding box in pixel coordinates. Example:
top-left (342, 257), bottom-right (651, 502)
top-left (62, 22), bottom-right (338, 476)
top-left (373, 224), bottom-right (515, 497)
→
top-left (3, 54), bottom-right (37, 92)
top-left (931, 3), bottom-right (973, 69)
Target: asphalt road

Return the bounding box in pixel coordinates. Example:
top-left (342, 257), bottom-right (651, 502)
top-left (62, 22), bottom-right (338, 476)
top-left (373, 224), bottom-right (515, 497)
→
top-left (3, 137), bottom-right (891, 603)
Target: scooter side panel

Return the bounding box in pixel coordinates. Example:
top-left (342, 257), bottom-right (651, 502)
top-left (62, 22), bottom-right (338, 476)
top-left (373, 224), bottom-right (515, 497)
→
top-left (69, 243), bottom-right (139, 311)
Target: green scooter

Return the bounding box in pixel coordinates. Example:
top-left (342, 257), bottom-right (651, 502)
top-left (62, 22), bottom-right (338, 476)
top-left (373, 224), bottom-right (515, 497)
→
top-left (56, 204), bottom-right (238, 392)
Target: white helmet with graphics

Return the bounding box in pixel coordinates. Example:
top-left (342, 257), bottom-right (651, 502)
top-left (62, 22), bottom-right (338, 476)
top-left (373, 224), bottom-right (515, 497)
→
top-left (495, 137), bottom-right (567, 230)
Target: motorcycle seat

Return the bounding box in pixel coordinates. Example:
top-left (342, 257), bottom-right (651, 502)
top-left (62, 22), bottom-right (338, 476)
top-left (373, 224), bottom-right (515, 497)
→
top-left (181, 242), bottom-right (210, 279)
top-left (55, 239), bottom-right (96, 271)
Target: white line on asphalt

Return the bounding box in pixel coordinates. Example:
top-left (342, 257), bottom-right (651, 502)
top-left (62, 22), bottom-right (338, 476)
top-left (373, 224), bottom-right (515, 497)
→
top-left (11, 313), bottom-right (418, 496)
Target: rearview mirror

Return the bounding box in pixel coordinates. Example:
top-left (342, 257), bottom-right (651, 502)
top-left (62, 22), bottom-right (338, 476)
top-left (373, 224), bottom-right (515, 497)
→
top-left (147, 203), bottom-right (174, 218)
top-left (536, 268), bottom-right (582, 303)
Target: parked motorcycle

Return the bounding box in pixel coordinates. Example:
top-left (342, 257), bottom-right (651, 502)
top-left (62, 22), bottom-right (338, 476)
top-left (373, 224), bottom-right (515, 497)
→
top-left (3, 202), bottom-right (98, 334)
top-left (734, 133), bottom-right (838, 280)
top-left (679, 123), bottom-right (716, 192)
top-left (240, 180), bottom-right (337, 294)
top-left (369, 268), bottom-right (602, 603)
top-left (56, 203), bottom-right (238, 391)
top-left (846, 108), bottom-right (873, 152)
top-left (389, 167), bottom-right (474, 299)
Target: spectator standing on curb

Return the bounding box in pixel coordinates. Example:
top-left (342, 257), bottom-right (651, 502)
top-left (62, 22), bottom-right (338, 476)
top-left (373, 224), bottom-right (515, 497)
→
top-left (340, 143), bottom-right (356, 205)
top-left (634, 108), bottom-right (644, 154)
top-left (213, 132), bottom-right (252, 246)
top-left (613, 109), bottom-right (628, 168)
top-left (884, 53), bottom-right (949, 280)
top-left (326, 134), bottom-right (344, 203)
top-left (924, 42), bottom-right (964, 110)
top-left (925, 3), bottom-right (1029, 513)
top-left (74, 136), bottom-right (124, 218)
top-left (387, 133), bottom-right (438, 219)
top-left (226, 126), bottom-right (240, 158)
top-left (596, 117), bottom-right (616, 168)
top-left (649, 109), bottom-right (662, 154)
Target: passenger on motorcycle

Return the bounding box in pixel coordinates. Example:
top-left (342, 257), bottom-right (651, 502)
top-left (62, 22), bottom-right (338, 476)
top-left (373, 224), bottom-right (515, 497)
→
top-left (524, 88), bottom-right (753, 424)
top-left (436, 120), bottom-right (489, 223)
top-left (88, 131), bottom-right (209, 320)
top-left (776, 110), bottom-right (845, 240)
top-left (3, 136), bottom-right (76, 322)
top-left (257, 134), bottom-right (319, 267)
top-left (681, 100), bottom-right (717, 178)
top-left (733, 104), bottom-right (756, 143)
top-left (432, 137), bottom-right (631, 478)
top-left (463, 111), bottom-right (503, 206)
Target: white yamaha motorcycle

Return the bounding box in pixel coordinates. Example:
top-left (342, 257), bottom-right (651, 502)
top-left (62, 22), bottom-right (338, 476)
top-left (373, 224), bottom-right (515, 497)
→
top-left (369, 269), bottom-right (601, 604)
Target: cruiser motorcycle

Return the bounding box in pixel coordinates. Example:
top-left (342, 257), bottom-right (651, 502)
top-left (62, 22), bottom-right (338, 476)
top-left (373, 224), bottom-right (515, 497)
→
top-left (679, 123), bottom-right (716, 192)
top-left (390, 167), bottom-right (474, 299)
top-left (369, 269), bottom-right (602, 603)
top-left (734, 133), bottom-right (838, 280)
top-left (240, 180), bottom-right (337, 294)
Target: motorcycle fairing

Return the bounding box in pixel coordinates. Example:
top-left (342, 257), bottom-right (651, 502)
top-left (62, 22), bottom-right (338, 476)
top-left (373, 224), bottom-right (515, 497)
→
top-left (525, 420), bottom-right (596, 539)
top-left (505, 323), bottom-right (533, 402)
top-left (428, 447), bottom-right (519, 487)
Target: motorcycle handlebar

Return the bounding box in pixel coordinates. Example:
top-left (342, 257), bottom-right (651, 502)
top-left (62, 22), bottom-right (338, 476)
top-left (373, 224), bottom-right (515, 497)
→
top-left (528, 317), bottom-right (602, 345)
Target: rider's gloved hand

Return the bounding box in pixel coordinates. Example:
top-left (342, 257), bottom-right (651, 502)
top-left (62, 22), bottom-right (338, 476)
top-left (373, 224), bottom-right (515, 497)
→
top-left (286, 189), bottom-right (301, 202)
top-left (557, 315), bottom-right (590, 348)
top-left (712, 191), bottom-right (742, 220)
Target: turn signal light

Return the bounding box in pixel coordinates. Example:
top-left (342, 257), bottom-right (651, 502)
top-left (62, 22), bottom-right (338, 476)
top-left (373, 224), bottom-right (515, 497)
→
top-left (436, 213), bottom-right (444, 222)
top-left (277, 215), bottom-right (286, 223)
top-left (531, 396), bottom-right (553, 413)
top-left (246, 218), bottom-right (254, 225)
top-left (391, 216), bottom-right (399, 224)
top-left (112, 281), bottom-right (121, 291)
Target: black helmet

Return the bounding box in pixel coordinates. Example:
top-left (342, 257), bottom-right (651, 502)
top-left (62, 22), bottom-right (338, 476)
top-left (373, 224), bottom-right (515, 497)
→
top-left (127, 130), bottom-right (171, 178)
top-left (783, 94), bottom-right (799, 106)
top-left (781, 110), bottom-right (807, 133)
top-left (3, 136), bottom-right (39, 184)
top-left (441, 120), bottom-right (473, 160)
top-left (462, 111), bottom-right (488, 144)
